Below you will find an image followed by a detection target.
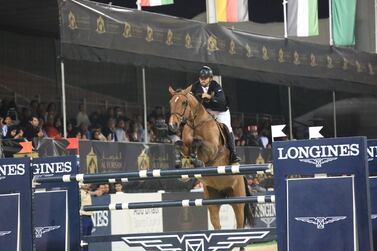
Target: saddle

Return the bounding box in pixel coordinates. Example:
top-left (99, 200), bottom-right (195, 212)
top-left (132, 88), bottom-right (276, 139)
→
top-left (216, 122), bottom-right (229, 147)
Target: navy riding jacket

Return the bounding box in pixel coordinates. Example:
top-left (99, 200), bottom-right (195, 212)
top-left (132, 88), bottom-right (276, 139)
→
top-left (191, 80), bottom-right (229, 112)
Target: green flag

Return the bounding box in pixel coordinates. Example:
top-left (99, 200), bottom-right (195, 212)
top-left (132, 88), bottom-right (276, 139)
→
top-left (331, 0), bottom-right (356, 46)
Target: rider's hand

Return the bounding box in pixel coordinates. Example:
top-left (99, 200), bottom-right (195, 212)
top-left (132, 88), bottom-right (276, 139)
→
top-left (201, 93), bottom-right (211, 100)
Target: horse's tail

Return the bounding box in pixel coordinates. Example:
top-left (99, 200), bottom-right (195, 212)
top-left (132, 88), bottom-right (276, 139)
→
top-left (243, 176), bottom-right (257, 227)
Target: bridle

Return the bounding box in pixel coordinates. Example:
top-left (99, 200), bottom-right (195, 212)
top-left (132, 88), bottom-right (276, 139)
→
top-left (170, 92), bottom-right (213, 129)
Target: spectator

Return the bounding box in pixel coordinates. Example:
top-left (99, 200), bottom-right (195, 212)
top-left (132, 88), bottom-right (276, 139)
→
top-left (45, 115), bottom-right (62, 139)
top-left (23, 116), bottom-right (44, 141)
top-left (4, 126), bottom-right (24, 140)
top-left (258, 129), bottom-right (270, 148)
top-left (76, 104), bottom-right (91, 127)
top-left (2, 116), bottom-right (13, 137)
top-left (241, 125), bottom-right (261, 147)
top-left (102, 118), bottom-right (117, 142)
top-left (114, 182), bottom-right (124, 193)
top-left (247, 175), bottom-right (266, 194)
top-left (115, 119), bottom-right (130, 142)
top-left (79, 183), bottom-right (93, 251)
top-left (92, 129), bottom-right (107, 141)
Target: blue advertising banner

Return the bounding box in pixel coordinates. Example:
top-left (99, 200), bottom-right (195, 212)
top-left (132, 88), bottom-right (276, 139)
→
top-left (34, 191), bottom-right (68, 251)
top-left (0, 158), bottom-right (31, 251)
top-left (32, 156), bottom-right (80, 251)
top-left (273, 137), bottom-right (373, 251)
top-left (89, 195), bottom-right (111, 251)
top-left (367, 139), bottom-right (377, 248)
top-left (0, 193), bottom-right (20, 251)
top-left (287, 177), bottom-right (355, 250)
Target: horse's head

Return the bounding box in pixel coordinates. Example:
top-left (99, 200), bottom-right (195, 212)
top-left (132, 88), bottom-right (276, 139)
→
top-left (168, 85), bottom-right (192, 133)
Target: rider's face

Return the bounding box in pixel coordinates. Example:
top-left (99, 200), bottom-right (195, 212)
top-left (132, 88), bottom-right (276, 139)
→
top-left (199, 77), bottom-right (210, 87)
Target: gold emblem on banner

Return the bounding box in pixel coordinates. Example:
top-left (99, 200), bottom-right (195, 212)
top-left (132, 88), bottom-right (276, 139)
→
top-left (310, 53), bottom-right (317, 67)
top-left (262, 46), bottom-right (269, 61)
top-left (122, 22), bottom-right (132, 38)
top-left (293, 51), bottom-right (300, 65)
top-left (245, 44), bottom-right (252, 57)
top-left (207, 35), bottom-right (219, 52)
top-left (327, 56), bottom-right (334, 69)
top-left (166, 29), bottom-right (173, 46)
top-left (356, 61), bottom-right (362, 73)
top-left (137, 149), bottom-right (150, 170)
top-left (255, 153), bottom-right (265, 164)
top-left (342, 57), bottom-right (349, 70)
top-left (368, 63), bottom-right (375, 75)
top-left (146, 26), bottom-right (154, 42)
top-left (278, 49), bottom-right (284, 63)
top-left (68, 11), bottom-right (78, 30)
top-left (185, 33), bottom-right (193, 48)
top-left (96, 16), bottom-right (106, 34)
top-left (228, 40), bottom-right (236, 55)
top-left (86, 147), bottom-right (98, 174)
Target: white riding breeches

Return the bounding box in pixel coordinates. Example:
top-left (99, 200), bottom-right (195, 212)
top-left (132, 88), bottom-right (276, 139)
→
top-left (207, 109), bottom-right (233, 133)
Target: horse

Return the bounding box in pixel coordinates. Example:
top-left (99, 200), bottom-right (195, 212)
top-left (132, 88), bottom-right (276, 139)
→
top-left (168, 85), bottom-right (255, 231)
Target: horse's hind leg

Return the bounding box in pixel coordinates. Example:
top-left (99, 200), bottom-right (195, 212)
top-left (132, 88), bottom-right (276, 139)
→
top-left (231, 203), bottom-right (245, 229)
top-left (230, 176), bottom-right (247, 229)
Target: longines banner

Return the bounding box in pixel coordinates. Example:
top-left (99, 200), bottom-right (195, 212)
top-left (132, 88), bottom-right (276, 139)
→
top-left (58, 0), bottom-right (377, 93)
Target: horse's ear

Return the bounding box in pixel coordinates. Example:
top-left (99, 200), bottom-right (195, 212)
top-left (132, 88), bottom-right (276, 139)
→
top-left (168, 86), bottom-right (175, 95)
top-left (183, 85), bottom-right (192, 95)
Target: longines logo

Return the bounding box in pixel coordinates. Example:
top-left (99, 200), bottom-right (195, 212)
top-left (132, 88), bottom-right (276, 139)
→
top-left (295, 216), bottom-right (346, 229)
top-left (0, 231), bottom-right (11, 237)
top-left (32, 162), bottom-right (72, 175)
top-left (121, 230), bottom-right (269, 251)
top-left (372, 214), bottom-right (377, 220)
top-left (34, 226), bottom-right (61, 238)
top-left (367, 145), bottom-right (377, 161)
top-left (0, 164), bottom-right (26, 181)
top-left (277, 144), bottom-right (359, 167)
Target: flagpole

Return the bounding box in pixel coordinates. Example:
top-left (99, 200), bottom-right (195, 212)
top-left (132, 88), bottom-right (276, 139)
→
top-left (328, 0), bottom-right (333, 46)
top-left (288, 86), bottom-right (293, 139)
top-left (283, 0), bottom-right (288, 38)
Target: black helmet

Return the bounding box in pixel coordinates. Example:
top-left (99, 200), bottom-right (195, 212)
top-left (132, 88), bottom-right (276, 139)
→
top-left (199, 66), bottom-right (213, 79)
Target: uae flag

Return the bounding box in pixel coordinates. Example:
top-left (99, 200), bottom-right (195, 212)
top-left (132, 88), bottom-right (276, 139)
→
top-left (288, 0), bottom-right (319, 37)
top-left (140, 0), bottom-right (174, 6)
top-left (215, 0), bottom-right (249, 22)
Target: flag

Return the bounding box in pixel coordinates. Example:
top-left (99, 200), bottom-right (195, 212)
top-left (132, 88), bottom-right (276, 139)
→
top-left (288, 0), bottom-right (318, 37)
top-left (140, 0), bottom-right (174, 7)
top-left (331, 0), bottom-right (356, 46)
top-left (308, 126), bottom-right (324, 139)
top-left (271, 125), bottom-right (287, 139)
top-left (214, 0), bottom-right (249, 22)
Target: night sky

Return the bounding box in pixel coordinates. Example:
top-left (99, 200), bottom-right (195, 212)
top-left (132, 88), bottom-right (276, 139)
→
top-left (96, 0), bottom-right (329, 22)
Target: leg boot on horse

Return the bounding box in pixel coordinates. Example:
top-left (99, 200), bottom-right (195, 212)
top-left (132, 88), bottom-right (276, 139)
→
top-left (226, 131), bottom-right (241, 164)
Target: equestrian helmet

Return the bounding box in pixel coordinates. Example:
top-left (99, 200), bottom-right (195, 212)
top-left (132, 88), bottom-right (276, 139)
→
top-left (199, 66), bottom-right (213, 79)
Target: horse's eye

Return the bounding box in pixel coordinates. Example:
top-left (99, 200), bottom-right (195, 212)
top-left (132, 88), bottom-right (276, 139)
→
top-left (182, 100), bottom-right (188, 106)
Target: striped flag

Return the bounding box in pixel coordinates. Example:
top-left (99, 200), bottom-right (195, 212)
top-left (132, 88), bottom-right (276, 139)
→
top-left (288, 0), bottom-right (319, 37)
top-left (331, 0), bottom-right (356, 46)
top-left (215, 0), bottom-right (249, 22)
top-left (140, 0), bottom-right (174, 7)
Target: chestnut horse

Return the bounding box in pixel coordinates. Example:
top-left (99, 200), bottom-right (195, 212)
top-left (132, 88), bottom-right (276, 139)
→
top-left (168, 85), bottom-right (254, 230)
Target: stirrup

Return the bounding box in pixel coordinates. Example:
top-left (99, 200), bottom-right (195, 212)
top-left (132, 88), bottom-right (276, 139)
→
top-left (230, 153), bottom-right (241, 164)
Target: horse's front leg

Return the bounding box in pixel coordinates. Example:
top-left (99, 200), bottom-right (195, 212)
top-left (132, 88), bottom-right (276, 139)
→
top-left (190, 138), bottom-right (204, 167)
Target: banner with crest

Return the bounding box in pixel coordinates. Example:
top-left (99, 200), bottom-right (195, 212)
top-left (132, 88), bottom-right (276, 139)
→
top-left (58, 0), bottom-right (377, 94)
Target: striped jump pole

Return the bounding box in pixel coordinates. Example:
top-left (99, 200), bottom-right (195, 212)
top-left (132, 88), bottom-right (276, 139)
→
top-left (34, 163), bottom-right (272, 185)
top-left (83, 195), bottom-right (275, 211)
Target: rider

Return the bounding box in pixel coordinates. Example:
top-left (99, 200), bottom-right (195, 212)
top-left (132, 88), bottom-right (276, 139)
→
top-left (191, 66), bottom-right (241, 164)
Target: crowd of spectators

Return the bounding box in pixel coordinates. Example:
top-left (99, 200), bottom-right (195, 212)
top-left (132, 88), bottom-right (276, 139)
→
top-left (0, 98), bottom-right (173, 144)
top-left (0, 98), bottom-right (278, 147)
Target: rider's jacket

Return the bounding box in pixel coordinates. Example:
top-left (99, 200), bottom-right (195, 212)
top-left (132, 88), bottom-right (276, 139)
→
top-left (191, 80), bottom-right (229, 112)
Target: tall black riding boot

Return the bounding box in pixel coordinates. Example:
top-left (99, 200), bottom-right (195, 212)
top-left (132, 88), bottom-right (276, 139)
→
top-left (227, 132), bottom-right (241, 164)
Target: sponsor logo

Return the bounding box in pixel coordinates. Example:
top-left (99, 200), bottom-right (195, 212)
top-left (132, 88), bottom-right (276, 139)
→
top-left (295, 216), bottom-right (347, 229)
top-left (34, 226), bottom-right (61, 238)
top-left (371, 214), bottom-right (377, 220)
top-left (277, 144), bottom-right (359, 167)
top-left (367, 146), bottom-right (377, 162)
top-left (0, 231), bottom-right (11, 237)
top-left (0, 164), bottom-right (26, 180)
top-left (32, 162), bottom-right (72, 176)
top-left (121, 231), bottom-right (270, 251)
